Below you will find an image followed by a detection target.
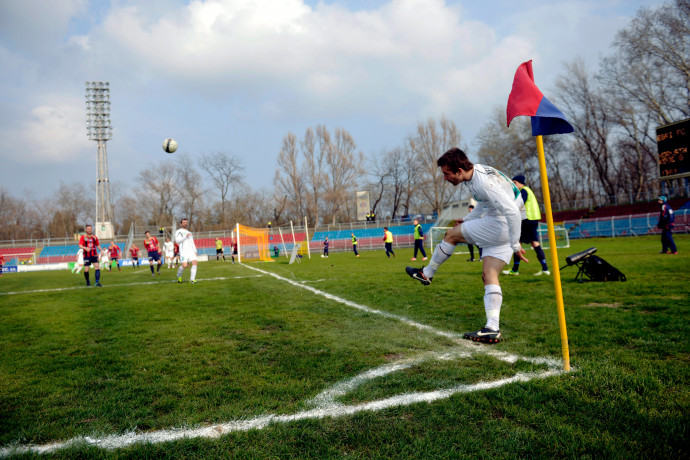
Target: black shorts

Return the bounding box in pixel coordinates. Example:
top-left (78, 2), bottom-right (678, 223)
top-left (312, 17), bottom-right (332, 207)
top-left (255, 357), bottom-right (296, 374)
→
top-left (148, 251), bottom-right (161, 262)
top-left (216, 248), bottom-right (223, 254)
top-left (84, 255), bottom-right (99, 266)
top-left (520, 220), bottom-right (540, 244)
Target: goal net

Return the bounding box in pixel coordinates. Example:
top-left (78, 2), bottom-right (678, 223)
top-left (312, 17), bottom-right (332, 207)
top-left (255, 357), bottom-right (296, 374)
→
top-left (236, 224), bottom-right (272, 262)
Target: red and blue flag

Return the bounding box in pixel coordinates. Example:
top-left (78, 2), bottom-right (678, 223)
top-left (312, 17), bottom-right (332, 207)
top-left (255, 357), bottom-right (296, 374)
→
top-left (507, 60), bottom-right (574, 136)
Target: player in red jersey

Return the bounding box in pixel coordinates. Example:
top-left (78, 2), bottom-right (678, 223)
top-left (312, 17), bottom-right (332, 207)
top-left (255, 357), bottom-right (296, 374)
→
top-left (0, 253), bottom-right (4, 276)
top-left (108, 241), bottom-right (122, 271)
top-left (78, 224), bottom-right (104, 287)
top-left (144, 231), bottom-right (162, 276)
top-left (173, 242), bottom-right (180, 268)
top-left (129, 244), bottom-right (140, 269)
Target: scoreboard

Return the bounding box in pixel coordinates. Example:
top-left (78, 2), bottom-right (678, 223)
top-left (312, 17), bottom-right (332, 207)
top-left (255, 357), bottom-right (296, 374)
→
top-left (657, 118), bottom-right (690, 180)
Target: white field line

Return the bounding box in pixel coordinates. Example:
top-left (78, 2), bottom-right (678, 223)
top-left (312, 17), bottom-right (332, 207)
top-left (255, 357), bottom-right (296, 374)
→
top-left (0, 275), bottom-right (264, 297)
top-left (0, 263), bottom-right (568, 456)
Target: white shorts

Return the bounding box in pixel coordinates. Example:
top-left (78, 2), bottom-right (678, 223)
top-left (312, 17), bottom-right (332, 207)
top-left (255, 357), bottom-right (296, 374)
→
top-left (180, 251), bottom-right (197, 263)
top-left (165, 252), bottom-right (174, 259)
top-left (461, 216), bottom-right (514, 264)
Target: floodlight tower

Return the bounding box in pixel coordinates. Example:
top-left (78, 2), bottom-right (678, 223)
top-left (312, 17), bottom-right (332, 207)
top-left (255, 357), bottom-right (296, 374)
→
top-left (85, 81), bottom-right (114, 239)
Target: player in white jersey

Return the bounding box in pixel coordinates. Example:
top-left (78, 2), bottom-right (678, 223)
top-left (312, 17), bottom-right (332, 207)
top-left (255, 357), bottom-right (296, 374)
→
top-left (406, 147), bottom-right (528, 344)
top-left (174, 218), bottom-right (198, 283)
top-left (163, 237), bottom-right (175, 268)
top-left (100, 247), bottom-right (111, 271)
top-left (72, 248), bottom-right (84, 274)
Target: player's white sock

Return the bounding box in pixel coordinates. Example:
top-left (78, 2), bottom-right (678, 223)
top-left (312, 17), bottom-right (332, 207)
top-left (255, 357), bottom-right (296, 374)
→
top-left (176, 266), bottom-right (184, 278)
top-left (484, 284), bottom-right (502, 331)
top-left (190, 265), bottom-right (197, 281)
top-left (423, 241), bottom-right (456, 279)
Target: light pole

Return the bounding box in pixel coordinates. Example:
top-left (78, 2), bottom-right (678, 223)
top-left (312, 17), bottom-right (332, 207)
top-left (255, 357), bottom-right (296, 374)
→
top-left (85, 81), bottom-right (114, 239)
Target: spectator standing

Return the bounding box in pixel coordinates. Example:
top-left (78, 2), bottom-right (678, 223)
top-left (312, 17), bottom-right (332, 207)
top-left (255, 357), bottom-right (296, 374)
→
top-left (657, 195), bottom-right (677, 254)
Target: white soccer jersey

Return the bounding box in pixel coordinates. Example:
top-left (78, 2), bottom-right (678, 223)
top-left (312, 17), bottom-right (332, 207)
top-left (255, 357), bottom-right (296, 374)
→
top-left (163, 241), bottom-right (174, 256)
top-left (175, 228), bottom-right (197, 256)
top-left (461, 164), bottom-right (523, 252)
top-left (76, 248), bottom-right (84, 264)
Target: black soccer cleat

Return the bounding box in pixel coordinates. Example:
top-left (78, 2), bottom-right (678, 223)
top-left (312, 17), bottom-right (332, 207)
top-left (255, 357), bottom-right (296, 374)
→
top-left (95, 282), bottom-right (103, 288)
top-left (463, 328), bottom-right (502, 344)
top-left (405, 266), bottom-right (432, 285)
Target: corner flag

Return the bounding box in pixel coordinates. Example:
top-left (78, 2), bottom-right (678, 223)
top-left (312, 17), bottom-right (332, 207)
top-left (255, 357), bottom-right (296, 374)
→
top-left (506, 60), bottom-right (573, 371)
top-left (507, 60), bottom-right (574, 136)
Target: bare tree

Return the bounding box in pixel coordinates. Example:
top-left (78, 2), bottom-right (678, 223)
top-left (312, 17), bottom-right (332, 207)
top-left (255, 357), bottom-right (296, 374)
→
top-left (408, 116), bottom-right (464, 213)
top-left (601, 0), bottom-right (690, 126)
top-left (199, 152), bottom-right (244, 226)
top-left (274, 132), bottom-right (306, 222)
top-left (556, 60), bottom-right (621, 201)
top-left (322, 127), bottom-right (365, 223)
top-left (137, 161), bottom-right (179, 226)
top-left (175, 154), bottom-right (206, 229)
top-left (303, 126), bottom-right (329, 225)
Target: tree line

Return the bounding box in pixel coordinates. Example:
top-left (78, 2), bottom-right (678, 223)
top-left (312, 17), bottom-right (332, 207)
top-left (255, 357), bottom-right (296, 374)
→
top-left (0, 1), bottom-right (687, 242)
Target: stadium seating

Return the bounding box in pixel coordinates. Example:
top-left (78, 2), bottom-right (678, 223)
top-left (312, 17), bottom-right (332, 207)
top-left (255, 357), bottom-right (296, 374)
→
top-left (37, 243), bottom-right (126, 264)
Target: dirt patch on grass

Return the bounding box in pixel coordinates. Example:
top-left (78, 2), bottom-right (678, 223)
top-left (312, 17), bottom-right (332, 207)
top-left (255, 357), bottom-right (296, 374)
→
top-left (583, 302), bottom-right (622, 308)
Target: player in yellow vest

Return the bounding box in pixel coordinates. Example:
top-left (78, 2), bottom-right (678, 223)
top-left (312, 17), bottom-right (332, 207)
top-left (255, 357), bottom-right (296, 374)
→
top-left (502, 175), bottom-right (550, 276)
top-left (383, 227), bottom-right (395, 258)
top-left (351, 233), bottom-right (360, 257)
top-left (411, 218), bottom-right (427, 261)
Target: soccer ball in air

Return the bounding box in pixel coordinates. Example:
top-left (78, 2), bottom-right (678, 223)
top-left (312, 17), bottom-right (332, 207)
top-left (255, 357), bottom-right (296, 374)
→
top-left (162, 138), bottom-right (178, 153)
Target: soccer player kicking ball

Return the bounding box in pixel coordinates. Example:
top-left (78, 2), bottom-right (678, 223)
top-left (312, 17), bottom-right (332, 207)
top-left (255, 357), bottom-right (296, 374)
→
top-left (405, 148), bottom-right (527, 343)
top-left (175, 218), bottom-right (198, 284)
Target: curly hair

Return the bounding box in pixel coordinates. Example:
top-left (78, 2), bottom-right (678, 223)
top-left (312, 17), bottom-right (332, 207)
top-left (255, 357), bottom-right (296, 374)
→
top-left (437, 147), bottom-right (473, 172)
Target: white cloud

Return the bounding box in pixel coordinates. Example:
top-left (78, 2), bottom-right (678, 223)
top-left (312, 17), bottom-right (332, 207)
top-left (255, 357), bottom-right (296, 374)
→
top-left (0, 0), bottom-right (89, 54)
top-left (0, 99), bottom-right (91, 163)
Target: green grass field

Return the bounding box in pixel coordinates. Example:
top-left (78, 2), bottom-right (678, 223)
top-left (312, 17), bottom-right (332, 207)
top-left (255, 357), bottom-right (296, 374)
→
top-left (1, 236), bottom-right (688, 458)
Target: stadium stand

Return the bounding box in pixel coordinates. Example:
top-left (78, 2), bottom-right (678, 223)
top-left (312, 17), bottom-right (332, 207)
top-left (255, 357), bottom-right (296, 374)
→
top-left (37, 243), bottom-right (126, 264)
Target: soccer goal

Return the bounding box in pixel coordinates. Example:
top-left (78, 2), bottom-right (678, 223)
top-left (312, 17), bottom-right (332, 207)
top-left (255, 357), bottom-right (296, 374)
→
top-left (537, 224), bottom-right (570, 249)
top-left (235, 224), bottom-right (273, 262)
top-left (4, 252), bottom-right (37, 266)
top-left (429, 227), bottom-right (472, 254)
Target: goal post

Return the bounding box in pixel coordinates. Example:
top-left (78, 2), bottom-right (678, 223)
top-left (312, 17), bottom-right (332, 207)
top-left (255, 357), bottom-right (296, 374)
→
top-left (235, 223), bottom-right (272, 262)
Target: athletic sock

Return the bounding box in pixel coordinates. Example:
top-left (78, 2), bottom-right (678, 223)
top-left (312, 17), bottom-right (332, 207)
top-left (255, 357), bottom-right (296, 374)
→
top-left (423, 241), bottom-right (456, 279)
top-left (484, 284), bottom-right (502, 331)
top-left (84, 271), bottom-right (90, 285)
top-left (190, 265), bottom-right (197, 281)
top-left (177, 266), bottom-right (184, 278)
top-left (511, 255), bottom-right (520, 272)
top-left (150, 264), bottom-right (154, 274)
top-left (157, 263), bottom-right (161, 273)
top-left (95, 269), bottom-right (100, 283)
top-left (534, 246), bottom-right (548, 271)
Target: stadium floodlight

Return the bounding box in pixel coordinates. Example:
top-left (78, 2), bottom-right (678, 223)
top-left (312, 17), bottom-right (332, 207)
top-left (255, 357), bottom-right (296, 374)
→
top-left (85, 81), bottom-right (114, 239)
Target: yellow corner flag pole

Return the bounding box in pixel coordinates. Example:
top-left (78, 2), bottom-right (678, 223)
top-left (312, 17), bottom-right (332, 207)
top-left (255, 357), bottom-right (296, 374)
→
top-left (535, 135), bottom-right (571, 371)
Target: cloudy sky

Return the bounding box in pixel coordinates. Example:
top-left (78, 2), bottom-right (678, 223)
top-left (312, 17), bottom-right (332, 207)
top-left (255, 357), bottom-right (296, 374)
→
top-left (0, 0), bottom-right (663, 200)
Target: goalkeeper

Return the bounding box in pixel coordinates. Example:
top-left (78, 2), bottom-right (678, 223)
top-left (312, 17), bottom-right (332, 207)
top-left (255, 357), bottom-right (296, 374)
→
top-left (406, 147), bottom-right (527, 344)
